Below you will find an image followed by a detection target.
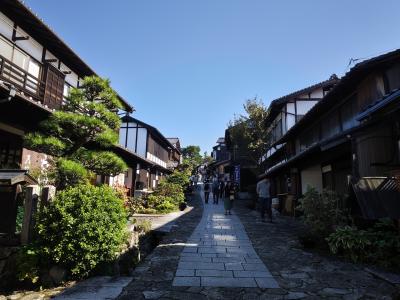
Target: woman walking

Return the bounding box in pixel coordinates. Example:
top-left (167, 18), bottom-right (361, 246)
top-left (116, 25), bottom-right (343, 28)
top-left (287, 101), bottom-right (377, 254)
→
top-left (223, 181), bottom-right (234, 215)
top-left (204, 180), bottom-right (211, 204)
top-left (218, 180), bottom-right (225, 200)
top-left (212, 179), bottom-right (219, 204)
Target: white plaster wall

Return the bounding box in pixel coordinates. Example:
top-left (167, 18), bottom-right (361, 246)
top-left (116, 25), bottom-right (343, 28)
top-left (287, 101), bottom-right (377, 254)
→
top-left (44, 50), bottom-right (59, 68)
top-left (310, 87), bottom-right (324, 98)
top-left (0, 12), bottom-right (14, 39)
top-left (137, 128), bottom-right (147, 157)
top-left (286, 102), bottom-right (296, 131)
top-left (296, 100), bottom-right (318, 115)
top-left (60, 62), bottom-right (79, 87)
top-left (15, 27), bottom-right (43, 62)
top-left (110, 173), bottom-right (125, 187)
top-left (301, 164), bottom-right (323, 194)
top-left (119, 127), bottom-right (127, 147)
top-left (0, 34), bottom-right (13, 60)
top-left (127, 128), bottom-right (137, 151)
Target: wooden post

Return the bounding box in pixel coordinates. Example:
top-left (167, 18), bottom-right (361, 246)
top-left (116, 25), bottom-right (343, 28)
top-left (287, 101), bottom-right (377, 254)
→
top-left (41, 185), bottom-right (56, 207)
top-left (21, 185), bottom-right (40, 245)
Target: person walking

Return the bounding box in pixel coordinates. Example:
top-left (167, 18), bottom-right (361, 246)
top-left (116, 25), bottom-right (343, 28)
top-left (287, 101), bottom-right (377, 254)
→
top-left (218, 180), bottom-right (225, 200)
top-left (204, 180), bottom-right (211, 204)
top-left (256, 176), bottom-right (272, 222)
top-left (212, 179), bottom-right (219, 204)
top-left (223, 181), bottom-right (234, 215)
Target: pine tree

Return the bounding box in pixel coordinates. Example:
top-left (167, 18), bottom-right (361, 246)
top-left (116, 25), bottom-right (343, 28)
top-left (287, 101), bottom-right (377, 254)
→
top-left (25, 76), bottom-right (127, 188)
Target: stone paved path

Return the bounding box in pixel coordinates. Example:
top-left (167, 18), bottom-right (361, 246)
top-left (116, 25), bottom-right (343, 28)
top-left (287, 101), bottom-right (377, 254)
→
top-left (117, 187), bottom-right (400, 299)
top-left (173, 195), bottom-right (278, 288)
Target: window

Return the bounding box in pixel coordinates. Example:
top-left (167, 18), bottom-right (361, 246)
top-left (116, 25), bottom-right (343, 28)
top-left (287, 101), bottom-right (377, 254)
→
top-left (298, 125), bottom-right (319, 152)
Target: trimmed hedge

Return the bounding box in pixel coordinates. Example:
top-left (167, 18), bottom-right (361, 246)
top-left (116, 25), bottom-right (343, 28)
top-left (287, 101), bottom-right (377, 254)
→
top-left (36, 184), bottom-right (127, 278)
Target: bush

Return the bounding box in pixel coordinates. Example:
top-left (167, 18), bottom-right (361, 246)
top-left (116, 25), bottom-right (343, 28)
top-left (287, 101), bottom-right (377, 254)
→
top-left (297, 187), bottom-right (349, 236)
top-left (16, 245), bottom-right (41, 284)
top-left (36, 184), bottom-right (127, 278)
top-left (126, 180), bottom-right (185, 215)
top-left (327, 220), bottom-right (400, 269)
top-left (134, 219), bottom-right (152, 233)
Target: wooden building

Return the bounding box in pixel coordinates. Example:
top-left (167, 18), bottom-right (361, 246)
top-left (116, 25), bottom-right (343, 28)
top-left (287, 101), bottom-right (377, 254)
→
top-left (260, 76), bottom-right (338, 211)
top-left (264, 49), bottom-right (400, 219)
top-left (166, 138), bottom-right (182, 170)
top-left (119, 116), bottom-right (180, 194)
top-left (0, 0), bottom-right (134, 235)
top-left (208, 137), bottom-right (231, 180)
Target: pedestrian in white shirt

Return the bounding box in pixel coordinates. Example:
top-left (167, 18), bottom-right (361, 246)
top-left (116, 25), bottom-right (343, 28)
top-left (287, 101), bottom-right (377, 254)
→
top-left (256, 176), bottom-right (272, 222)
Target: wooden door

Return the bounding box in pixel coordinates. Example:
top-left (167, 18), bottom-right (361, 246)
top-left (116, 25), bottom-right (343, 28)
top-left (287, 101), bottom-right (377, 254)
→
top-left (43, 64), bottom-right (65, 110)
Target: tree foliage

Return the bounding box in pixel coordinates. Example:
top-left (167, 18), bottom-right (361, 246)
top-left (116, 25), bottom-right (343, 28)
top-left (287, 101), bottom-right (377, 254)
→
top-left (203, 151), bottom-right (214, 165)
top-left (227, 97), bottom-right (269, 168)
top-left (181, 145), bottom-right (203, 171)
top-left (24, 76), bottom-right (127, 188)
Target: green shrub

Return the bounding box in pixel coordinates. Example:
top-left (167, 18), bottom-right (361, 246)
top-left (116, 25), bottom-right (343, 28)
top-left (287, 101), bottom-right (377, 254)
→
top-left (156, 180), bottom-right (185, 203)
top-left (327, 220), bottom-right (400, 269)
top-left (135, 220), bottom-right (152, 233)
top-left (36, 184), bottom-right (128, 278)
top-left (298, 187), bottom-right (349, 236)
top-left (126, 181), bottom-right (185, 215)
top-left (166, 169), bottom-right (190, 187)
top-left (326, 226), bottom-right (371, 262)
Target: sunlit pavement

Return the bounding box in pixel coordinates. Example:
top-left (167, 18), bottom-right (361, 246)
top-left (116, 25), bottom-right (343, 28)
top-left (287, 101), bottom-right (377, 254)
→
top-left (173, 189), bottom-right (279, 288)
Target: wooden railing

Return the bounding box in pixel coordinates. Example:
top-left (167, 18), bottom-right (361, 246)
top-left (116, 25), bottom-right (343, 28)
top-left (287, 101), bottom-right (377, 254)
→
top-left (0, 54), bottom-right (45, 102)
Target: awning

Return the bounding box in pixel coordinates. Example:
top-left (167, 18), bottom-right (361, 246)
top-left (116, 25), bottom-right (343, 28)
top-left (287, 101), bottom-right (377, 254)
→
top-left (350, 177), bottom-right (400, 219)
top-left (0, 169), bottom-right (37, 186)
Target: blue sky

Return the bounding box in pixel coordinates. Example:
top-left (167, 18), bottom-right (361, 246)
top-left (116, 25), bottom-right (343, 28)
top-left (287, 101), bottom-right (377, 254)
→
top-left (25, 0), bottom-right (400, 154)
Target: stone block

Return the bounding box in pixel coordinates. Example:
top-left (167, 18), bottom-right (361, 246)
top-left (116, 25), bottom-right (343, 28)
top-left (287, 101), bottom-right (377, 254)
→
top-left (233, 270), bottom-right (273, 278)
top-left (201, 276), bottom-right (257, 287)
top-left (195, 270), bottom-right (233, 277)
top-left (176, 269), bottom-right (195, 276)
top-left (224, 262), bottom-right (244, 270)
top-left (172, 276), bottom-right (200, 287)
top-left (243, 263), bottom-right (268, 271)
top-left (255, 277), bottom-right (280, 289)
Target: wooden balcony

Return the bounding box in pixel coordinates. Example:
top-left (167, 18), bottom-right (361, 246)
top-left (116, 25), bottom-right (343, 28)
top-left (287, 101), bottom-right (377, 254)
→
top-left (0, 54), bottom-right (45, 102)
top-left (0, 55), bottom-right (65, 110)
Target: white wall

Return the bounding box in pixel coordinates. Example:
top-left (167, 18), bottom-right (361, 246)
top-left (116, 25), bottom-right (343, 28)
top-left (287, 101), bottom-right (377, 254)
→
top-left (310, 88), bottom-right (324, 98)
top-left (44, 50), bottom-right (59, 68)
top-left (15, 27), bottom-right (43, 62)
top-left (60, 62), bottom-right (79, 87)
top-left (0, 12), bottom-right (14, 39)
top-left (301, 164), bottom-right (323, 194)
top-left (296, 100), bottom-right (318, 115)
top-left (137, 128), bottom-right (147, 157)
top-left (285, 102), bottom-right (296, 131)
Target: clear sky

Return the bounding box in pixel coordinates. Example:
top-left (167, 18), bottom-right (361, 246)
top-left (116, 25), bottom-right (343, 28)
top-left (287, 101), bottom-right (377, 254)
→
top-left (25, 0), bottom-right (400, 154)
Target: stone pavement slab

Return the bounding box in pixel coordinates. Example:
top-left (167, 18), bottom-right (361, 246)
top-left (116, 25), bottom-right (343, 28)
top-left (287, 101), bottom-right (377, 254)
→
top-left (54, 276), bottom-right (132, 300)
top-left (172, 191), bottom-right (279, 288)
